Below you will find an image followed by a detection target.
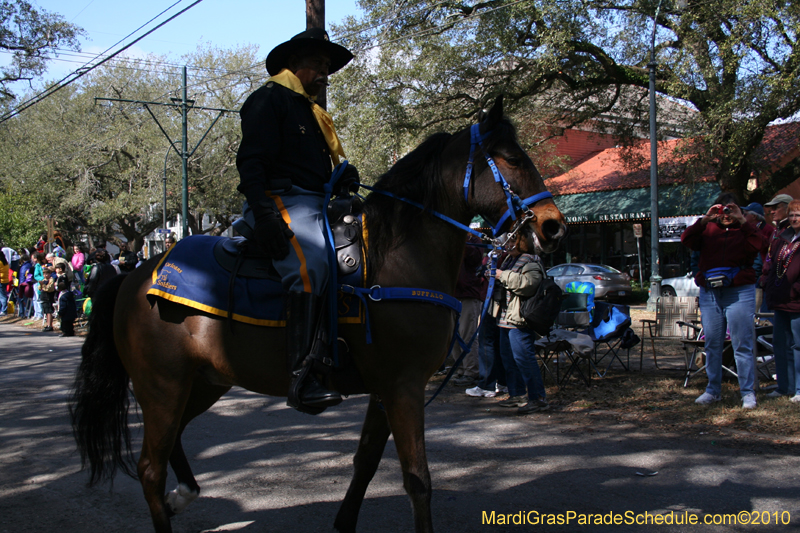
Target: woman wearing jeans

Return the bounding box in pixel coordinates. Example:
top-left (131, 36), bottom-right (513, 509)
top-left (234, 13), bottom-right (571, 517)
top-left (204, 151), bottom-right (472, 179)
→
top-left (681, 193), bottom-right (766, 409)
top-left (762, 198), bottom-right (800, 402)
top-left (487, 233), bottom-right (549, 414)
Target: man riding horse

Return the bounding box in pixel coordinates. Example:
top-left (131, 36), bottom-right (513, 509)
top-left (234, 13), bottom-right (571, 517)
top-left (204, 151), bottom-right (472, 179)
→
top-left (236, 28), bottom-right (358, 414)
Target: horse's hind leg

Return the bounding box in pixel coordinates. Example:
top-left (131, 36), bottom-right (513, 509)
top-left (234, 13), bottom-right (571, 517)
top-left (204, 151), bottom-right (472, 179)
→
top-left (166, 379), bottom-right (231, 515)
top-left (334, 394), bottom-right (392, 533)
top-left (382, 386), bottom-right (434, 533)
top-left (136, 378), bottom-right (195, 533)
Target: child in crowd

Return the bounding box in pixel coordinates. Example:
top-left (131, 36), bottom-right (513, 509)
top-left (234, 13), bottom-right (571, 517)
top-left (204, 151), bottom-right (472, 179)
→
top-left (55, 265), bottom-right (77, 337)
top-left (38, 266), bottom-right (56, 332)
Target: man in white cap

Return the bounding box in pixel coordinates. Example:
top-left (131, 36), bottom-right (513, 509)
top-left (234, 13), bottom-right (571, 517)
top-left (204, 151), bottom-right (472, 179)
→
top-left (236, 28), bottom-right (357, 414)
top-left (764, 193), bottom-right (793, 227)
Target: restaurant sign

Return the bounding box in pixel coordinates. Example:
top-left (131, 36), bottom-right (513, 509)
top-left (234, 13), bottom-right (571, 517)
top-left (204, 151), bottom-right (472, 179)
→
top-left (565, 211), bottom-right (649, 223)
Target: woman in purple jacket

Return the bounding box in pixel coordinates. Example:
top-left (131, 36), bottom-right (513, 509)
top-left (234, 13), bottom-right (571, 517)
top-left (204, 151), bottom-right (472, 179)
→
top-left (762, 198), bottom-right (800, 402)
top-left (681, 193), bottom-right (765, 409)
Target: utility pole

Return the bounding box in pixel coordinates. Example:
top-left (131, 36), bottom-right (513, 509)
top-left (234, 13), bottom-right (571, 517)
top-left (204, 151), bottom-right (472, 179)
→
top-left (306, 0), bottom-right (326, 109)
top-left (646, 0), bottom-right (664, 311)
top-left (96, 66), bottom-right (237, 240)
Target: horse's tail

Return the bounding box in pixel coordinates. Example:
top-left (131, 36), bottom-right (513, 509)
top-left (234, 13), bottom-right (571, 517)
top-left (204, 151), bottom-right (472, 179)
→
top-left (68, 274), bottom-right (137, 485)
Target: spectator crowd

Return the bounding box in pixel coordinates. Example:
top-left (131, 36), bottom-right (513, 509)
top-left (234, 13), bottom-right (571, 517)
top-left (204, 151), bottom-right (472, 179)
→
top-left (0, 232), bottom-right (154, 337)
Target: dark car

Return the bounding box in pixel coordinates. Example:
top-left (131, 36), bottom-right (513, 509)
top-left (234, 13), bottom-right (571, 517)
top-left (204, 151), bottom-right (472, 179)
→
top-left (546, 263), bottom-right (632, 299)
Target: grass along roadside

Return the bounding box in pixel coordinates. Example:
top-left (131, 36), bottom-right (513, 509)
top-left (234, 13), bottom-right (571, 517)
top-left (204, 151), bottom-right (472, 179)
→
top-left (546, 371), bottom-right (799, 439)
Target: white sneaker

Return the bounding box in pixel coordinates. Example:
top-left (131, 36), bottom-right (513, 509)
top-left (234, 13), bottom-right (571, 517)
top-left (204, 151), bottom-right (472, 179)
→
top-left (742, 393), bottom-right (757, 409)
top-left (495, 385), bottom-right (508, 394)
top-left (695, 392), bottom-right (721, 405)
top-left (790, 394), bottom-right (800, 403)
top-left (466, 386), bottom-right (497, 398)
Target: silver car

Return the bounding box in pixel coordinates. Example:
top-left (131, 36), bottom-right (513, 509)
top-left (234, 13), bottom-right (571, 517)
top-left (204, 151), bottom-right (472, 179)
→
top-left (546, 263), bottom-right (632, 300)
top-left (659, 273), bottom-right (699, 297)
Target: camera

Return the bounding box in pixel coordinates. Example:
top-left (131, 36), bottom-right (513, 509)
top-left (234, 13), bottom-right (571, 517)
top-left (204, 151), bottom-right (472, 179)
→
top-left (722, 206), bottom-right (731, 215)
top-left (707, 274), bottom-right (727, 288)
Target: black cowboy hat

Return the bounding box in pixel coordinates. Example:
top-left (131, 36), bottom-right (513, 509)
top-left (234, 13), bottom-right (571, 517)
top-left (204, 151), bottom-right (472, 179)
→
top-left (266, 28), bottom-right (353, 76)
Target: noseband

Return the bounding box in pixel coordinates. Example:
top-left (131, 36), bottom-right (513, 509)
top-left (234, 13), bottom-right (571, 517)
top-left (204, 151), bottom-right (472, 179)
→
top-left (462, 123), bottom-right (552, 237)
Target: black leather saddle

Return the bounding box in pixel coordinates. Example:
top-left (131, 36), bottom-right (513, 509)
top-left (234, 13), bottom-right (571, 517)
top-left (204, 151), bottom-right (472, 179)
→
top-left (327, 196), bottom-right (363, 277)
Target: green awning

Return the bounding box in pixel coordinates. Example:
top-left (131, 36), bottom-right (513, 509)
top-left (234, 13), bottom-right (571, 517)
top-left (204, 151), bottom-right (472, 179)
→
top-left (553, 182), bottom-right (721, 223)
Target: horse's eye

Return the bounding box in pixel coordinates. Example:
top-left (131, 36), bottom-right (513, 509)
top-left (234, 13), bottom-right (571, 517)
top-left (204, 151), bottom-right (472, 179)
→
top-left (504, 157), bottom-right (521, 167)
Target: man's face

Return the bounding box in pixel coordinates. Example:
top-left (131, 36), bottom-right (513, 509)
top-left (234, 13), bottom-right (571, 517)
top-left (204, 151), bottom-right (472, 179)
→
top-left (290, 51), bottom-right (331, 97)
top-left (767, 202), bottom-right (789, 224)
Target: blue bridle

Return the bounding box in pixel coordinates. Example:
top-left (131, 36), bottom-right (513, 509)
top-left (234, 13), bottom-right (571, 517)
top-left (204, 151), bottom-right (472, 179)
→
top-left (462, 123), bottom-right (553, 237)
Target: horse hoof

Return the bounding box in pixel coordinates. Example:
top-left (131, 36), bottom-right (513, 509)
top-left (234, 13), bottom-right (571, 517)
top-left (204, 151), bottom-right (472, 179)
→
top-left (165, 482), bottom-right (199, 515)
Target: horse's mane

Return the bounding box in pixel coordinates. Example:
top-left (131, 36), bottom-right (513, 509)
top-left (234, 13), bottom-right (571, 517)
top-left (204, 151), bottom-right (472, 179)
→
top-left (362, 132), bottom-right (452, 274)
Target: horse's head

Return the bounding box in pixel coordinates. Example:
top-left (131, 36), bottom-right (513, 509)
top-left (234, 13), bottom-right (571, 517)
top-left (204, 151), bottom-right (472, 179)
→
top-left (460, 95), bottom-right (567, 254)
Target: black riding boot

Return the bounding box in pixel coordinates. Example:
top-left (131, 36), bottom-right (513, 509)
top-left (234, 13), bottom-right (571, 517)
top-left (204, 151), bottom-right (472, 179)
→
top-left (286, 291), bottom-right (342, 414)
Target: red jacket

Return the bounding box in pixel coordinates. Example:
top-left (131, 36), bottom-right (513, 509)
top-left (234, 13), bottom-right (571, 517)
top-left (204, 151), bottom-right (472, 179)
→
top-left (762, 225), bottom-right (800, 312)
top-left (756, 221), bottom-right (775, 265)
top-left (681, 218), bottom-right (764, 288)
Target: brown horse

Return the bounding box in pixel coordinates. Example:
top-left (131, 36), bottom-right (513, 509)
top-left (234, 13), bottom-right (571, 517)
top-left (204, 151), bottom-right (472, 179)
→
top-left (69, 96), bottom-right (566, 533)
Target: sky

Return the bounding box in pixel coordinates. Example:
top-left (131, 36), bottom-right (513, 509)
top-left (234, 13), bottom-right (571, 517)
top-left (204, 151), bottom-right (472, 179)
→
top-left (23, 0), bottom-right (361, 83)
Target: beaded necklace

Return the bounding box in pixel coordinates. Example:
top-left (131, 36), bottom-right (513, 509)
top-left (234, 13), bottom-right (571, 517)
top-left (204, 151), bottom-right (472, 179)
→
top-left (776, 240), bottom-right (800, 279)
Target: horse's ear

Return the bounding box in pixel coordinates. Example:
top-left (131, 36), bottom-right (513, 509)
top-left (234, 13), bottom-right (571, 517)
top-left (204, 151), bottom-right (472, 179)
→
top-left (479, 94), bottom-right (504, 133)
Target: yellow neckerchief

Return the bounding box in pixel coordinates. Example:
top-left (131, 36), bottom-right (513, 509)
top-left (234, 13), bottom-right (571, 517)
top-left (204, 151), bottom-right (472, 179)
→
top-left (269, 68), bottom-right (345, 167)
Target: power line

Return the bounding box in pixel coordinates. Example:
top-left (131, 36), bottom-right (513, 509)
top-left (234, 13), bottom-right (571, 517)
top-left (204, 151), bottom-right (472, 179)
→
top-left (46, 47), bottom-right (255, 74)
top-left (0, 0), bottom-right (205, 125)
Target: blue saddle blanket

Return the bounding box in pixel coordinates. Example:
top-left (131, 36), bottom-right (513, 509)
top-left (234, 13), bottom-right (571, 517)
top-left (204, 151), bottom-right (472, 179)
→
top-left (145, 235), bottom-right (364, 327)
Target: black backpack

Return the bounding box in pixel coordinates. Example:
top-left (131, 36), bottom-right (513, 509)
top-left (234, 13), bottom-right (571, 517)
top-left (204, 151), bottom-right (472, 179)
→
top-left (520, 272), bottom-right (564, 336)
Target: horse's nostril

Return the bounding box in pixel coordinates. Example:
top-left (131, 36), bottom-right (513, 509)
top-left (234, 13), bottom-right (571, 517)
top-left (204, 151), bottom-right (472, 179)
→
top-left (542, 219), bottom-right (566, 240)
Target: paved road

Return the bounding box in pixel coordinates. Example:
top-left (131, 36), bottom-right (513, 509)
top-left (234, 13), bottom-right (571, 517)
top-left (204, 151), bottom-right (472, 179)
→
top-left (1, 322), bottom-right (799, 532)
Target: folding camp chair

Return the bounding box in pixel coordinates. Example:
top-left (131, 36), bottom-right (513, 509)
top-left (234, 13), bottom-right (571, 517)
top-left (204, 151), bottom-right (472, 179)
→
top-left (537, 292), bottom-right (596, 387)
top-left (640, 296), bottom-right (700, 370)
top-left (536, 330), bottom-right (595, 388)
top-left (756, 333), bottom-right (776, 383)
top-left (680, 323), bottom-right (759, 388)
top-left (589, 301), bottom-right (633, 377)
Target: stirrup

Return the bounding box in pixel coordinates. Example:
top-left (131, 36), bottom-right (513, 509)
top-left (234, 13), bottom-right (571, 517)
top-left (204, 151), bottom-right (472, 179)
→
top-left (287, 360), bottom-right (342, 415)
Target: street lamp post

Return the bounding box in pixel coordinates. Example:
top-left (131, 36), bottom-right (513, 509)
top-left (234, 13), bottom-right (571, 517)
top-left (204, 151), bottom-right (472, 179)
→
top-left (646, 0), bottom-right (664, 311)
top-left (163, 146), bottom-right (171, 234)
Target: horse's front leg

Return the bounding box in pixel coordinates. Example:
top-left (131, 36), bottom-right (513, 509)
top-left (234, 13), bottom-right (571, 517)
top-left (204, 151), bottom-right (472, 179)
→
top-left (383, 382), bottom-right (433, 533)
top-left (334, 394), bottom-right (392, 533)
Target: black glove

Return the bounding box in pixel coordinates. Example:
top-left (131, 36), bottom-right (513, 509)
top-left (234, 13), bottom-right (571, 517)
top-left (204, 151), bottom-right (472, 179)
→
top-left (333, 163), bottom-right (360, 196)
top-left (253, 208), bottom-right (295, 260)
